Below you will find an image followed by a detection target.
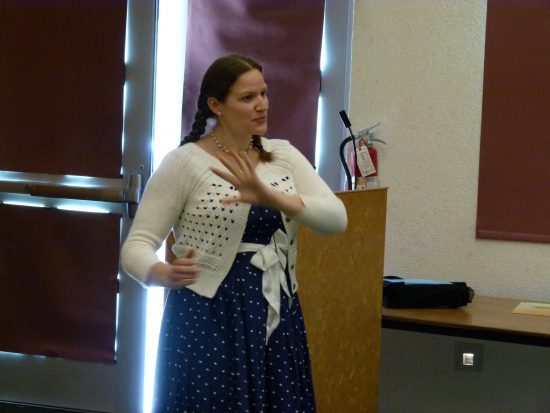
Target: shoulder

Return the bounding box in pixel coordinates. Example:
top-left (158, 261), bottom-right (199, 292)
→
top-left (261, 137), bottom-right (301, 160)
top-left (261, 137), bottom-right (291, 153)
top-left (157, 143), bottom-right (212, 172)
top-left (150, 143), bottom-right (213, 189)
top-left (261, 137), bottom-right (312, 169)
top-left (161, 142), bottom-right (205, 162)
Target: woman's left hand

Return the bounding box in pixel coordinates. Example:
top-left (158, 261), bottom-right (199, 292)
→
top-left (211, 150), bottom-right (304, 216)
top-left (210, 150), bottom-right (270, 205)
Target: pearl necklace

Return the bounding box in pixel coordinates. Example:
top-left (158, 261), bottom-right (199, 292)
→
top-left (210, 130), bottom-right (254, 154)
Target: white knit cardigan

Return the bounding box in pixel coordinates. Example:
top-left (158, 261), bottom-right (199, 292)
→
top-left (120, 138), bottom-right (347, 298)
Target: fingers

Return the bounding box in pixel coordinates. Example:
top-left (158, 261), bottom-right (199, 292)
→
top-left (168, 272), bottom-right (197, 288)
top-left (210, 166), bottom-right (238, 186)
top-left (170, 247), bottom-right (197, 286)
top-left (210, 151), bottom-right (265, 205)
top-left (231, 150), bottom-right (251, 174)
top-left (210, 153), bottom-right (250, 203)
top-left (216, 151), bottom-right (250, 177)
top-left (218, 194), bottom-right (241, 205)
top-left (183, 247), bottom-right (196, 259)
top-left (240, 151), bottom-right (254, 172)
top-left (165, 262), bottom-right (197, 288)
top-left (146, 250), bottom-right (199, 288)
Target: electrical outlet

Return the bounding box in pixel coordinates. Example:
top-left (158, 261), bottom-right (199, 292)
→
top-left (454, 341), bottom-right (484, 372)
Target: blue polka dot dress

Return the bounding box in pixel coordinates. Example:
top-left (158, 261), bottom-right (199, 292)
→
top-left (153, 205), bottom-right (316, 412)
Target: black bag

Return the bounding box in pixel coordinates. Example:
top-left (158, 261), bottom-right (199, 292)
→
top-left (383, 276), bottom-right (474, 308)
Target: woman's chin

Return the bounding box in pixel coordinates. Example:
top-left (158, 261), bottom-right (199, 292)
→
top-left (253, 125), bottom-right (268, 136)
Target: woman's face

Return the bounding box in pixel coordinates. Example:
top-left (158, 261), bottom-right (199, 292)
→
top-left (213, 69), bottom-right (269, 138)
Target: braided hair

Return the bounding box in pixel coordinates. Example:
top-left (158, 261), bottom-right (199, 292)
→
top-left (180, 54), bottom-right (272, 162)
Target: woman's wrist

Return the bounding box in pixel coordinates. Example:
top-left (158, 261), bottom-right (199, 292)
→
top-left (263, 188), bottom-right (304, 217)
top-left (145, 262), bottom-right (166, 287)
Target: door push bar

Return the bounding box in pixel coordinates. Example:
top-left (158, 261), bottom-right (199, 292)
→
top-left (0, 173), bottom-right (143, 218)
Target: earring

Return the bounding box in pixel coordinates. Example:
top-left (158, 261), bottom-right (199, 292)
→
top-left (217, 112), bottom-right (222, 116)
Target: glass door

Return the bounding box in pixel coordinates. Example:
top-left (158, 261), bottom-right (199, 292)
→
top-left (0, 1), bottom-right (157, 411)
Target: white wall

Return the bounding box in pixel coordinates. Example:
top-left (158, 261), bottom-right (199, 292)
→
top-left (350, 0), bottom-right (549, 302)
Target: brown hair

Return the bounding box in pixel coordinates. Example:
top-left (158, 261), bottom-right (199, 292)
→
top-left (180, 54), bottom-right (272, 162)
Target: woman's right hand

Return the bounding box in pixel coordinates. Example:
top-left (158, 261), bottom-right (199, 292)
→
top-left (146, 248), bottom-right (198, 289)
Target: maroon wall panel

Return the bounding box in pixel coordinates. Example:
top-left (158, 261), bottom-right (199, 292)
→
top-left (181, 0), bottom-right (325, 163)
top-left (0, 205), bottom-right (120, 363)
top-left (0, 0), bottom-right (126, 178)
top-left (477, 0), bottom-right (550, 243)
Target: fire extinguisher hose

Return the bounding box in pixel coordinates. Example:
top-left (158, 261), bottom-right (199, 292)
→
top-left (339, 135), bottom-right (354, 191)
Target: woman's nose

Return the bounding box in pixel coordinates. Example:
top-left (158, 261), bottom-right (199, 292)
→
top-left (256, 96), bottom-right (268, 111)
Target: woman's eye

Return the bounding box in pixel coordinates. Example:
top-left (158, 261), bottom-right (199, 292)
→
top-left (241, 95), bottom-right (252, 102)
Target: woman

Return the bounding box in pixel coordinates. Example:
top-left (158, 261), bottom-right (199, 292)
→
top-left (121, 54), bottom-right (347, 412)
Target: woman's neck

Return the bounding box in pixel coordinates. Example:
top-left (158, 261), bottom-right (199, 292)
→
top-left (210, 128), bottom-right (253, 154)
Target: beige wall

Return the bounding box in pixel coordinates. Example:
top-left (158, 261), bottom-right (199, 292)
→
top-left (350, 0), bottom-right (549, 302)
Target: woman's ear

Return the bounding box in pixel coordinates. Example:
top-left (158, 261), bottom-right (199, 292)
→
top-left (207, 97), bottom-right (221, 116)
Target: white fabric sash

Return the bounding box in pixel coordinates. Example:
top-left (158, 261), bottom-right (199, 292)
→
top-left (238, 228), bottom-right (291, 343)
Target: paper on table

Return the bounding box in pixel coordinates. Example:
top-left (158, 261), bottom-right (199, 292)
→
top-left (512, 302), bottom-right (550, 317)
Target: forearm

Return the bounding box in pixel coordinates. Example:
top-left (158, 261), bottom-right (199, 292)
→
top-left (293, 194), bottom-right (347, 234)
top-left (120, 158), bottom-right (184, 284)
top-left (286, 142), bottom-right (348, 233)
top-left (120, 234), bottom-right (162, 285)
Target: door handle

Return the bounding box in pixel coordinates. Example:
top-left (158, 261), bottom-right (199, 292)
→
top-left (0, 172), bottom-right (143, 218)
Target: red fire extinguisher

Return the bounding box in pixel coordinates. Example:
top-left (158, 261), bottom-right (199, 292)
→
top-left (355, 122), bottom-right (386, 188)
top-left (350, 139), bottom-right (367, 189)
top-left (365, 126), bottom-right (386, 188)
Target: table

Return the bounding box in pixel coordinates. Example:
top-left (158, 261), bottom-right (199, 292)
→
top-left (382, 295), bottom-right (550, 347)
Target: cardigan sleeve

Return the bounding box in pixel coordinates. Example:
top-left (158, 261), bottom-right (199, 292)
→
top-left (120, 149), bottom-right (188, 285)
top-left (285, 141), bottom-right (348, 234)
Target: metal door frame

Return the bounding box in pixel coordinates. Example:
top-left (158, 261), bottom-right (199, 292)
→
top-left (0, 1), bottom-right (157, 411)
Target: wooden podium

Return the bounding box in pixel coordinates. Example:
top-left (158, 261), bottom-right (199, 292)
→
top-left (297, 188), bottom-right (387, 412)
